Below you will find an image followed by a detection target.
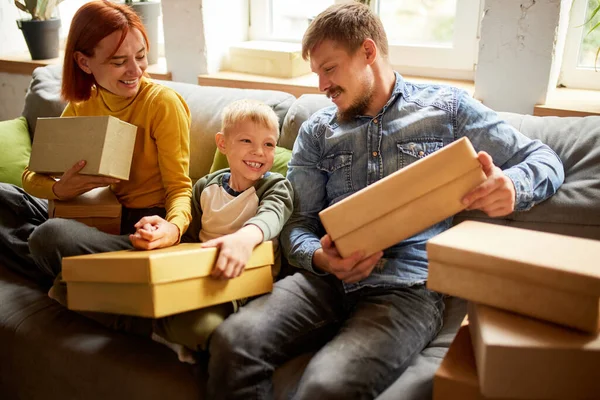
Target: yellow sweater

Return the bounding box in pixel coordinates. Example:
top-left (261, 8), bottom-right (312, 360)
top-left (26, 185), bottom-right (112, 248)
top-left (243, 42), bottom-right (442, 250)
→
top-left (22, 78), bottom-right (193, 238)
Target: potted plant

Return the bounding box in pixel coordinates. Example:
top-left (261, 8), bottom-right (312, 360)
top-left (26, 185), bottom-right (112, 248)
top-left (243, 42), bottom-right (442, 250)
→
top-left (124, 0), bottom-right (161, 65)
top-left (14, 0), bottom-right (64, 60)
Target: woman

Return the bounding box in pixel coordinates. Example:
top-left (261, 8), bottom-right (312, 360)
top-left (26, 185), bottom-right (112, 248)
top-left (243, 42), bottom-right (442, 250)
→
top-left (0, 0), bottom-right (192, 287)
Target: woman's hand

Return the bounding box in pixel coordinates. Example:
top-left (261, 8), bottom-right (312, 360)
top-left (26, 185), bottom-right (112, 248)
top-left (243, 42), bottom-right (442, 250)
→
top-left (52, 160), bottom-right (120, 200)
top-left (202, 224), bottom-right (264, 280)
top-left (129, 216), bottom-right (180, 250)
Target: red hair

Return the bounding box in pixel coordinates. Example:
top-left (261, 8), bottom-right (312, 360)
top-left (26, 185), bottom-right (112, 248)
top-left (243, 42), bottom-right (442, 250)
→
top-left (61, 0), bottom-right (150, 102)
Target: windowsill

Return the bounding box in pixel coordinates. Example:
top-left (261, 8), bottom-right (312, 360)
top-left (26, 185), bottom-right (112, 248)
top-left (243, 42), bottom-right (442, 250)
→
top-left (534, 88), bottom-right (600, 117)
top-left (198, 70), bottom-right (475, 99)
top-left (0, 52), bottom-right (172, 81)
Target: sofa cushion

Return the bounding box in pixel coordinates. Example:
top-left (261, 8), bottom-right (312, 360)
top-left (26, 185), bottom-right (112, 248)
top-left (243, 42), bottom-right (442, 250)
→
top-left (0, 117), bottom-right (31, 187)
top-left (21, 64), bottom-right (66, 139)
top-left (209, 146), bottom-right (293, 176)
top-left (280, 94), bottom-right (333, 150)
top-left (457, 113), bottom-right (600, 240)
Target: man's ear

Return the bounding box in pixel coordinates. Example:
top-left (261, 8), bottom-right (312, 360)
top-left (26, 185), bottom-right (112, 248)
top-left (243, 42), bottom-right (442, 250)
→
top-left (215, 132), bottom-right (227, 153)
top-left (74, 51), bottom-right (92, 74)
top-left (363, 39), bottom-right (377, 65)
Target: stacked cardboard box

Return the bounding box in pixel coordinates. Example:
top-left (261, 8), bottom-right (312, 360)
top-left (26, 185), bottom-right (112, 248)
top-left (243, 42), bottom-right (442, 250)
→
top-left (62, 241), bottom-right (275, 318)
top-left (48, 186), bottom-right (122, 235)
top-left (319, 137), bottom-right (486, 258)
top-left (429, 221), bottom-right (600, 399)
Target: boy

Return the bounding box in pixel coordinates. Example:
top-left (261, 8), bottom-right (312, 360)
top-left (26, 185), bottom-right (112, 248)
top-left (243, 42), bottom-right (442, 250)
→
top-left (151, 99), bottom-right (294, 361)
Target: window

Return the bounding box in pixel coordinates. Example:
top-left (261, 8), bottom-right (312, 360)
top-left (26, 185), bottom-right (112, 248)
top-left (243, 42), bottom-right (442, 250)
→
top-left (249, 0), bottom-right (482, 80)
top-left (560, 0), bottom-right (600, 90)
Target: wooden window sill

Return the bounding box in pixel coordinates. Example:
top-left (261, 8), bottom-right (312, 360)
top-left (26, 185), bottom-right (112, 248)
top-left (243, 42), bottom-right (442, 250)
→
top-left (198, 70), bottom-right (475, 99)
top-left (534, 88), bottom-right (600, 117)
top-left (0, 52), bottom-right (172, 81)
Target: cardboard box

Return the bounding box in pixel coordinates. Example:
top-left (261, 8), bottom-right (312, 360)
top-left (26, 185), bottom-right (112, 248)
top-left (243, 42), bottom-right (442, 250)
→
top-left (228, 41), bottom-right (311, 78)
top-left (319, 137), bottom-right (485, 258)
top-left (29, 116), bottom-right (137, 180)
top-left (427, 221), bottom-right (600, 333)
top-left (469, 302), bottom-right (600, 400)
top-left (48, 186), bottom-right (121, 235)
top-left (62, 241), bottom-right (274, 318)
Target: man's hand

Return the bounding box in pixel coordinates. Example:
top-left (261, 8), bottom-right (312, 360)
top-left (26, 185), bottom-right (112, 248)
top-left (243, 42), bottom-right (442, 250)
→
top-left (52, 160), bottom-right (120, 200)
top-left (462, 151), bottom-right (516, 217)
top-left (313, 234), bottom-right (383, 284)
top-left (202, 224), bottom-right (264, 280)
top-left (129, 216), bottom-right (180, 250)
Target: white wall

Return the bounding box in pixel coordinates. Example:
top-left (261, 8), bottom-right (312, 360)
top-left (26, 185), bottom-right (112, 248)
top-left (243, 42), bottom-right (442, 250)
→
top-left (475, 0), bottom-right (567, 114)
top-left (0, 72), bottom-right (31, 119)
top-left (162, 0), bottom-right (247, 83)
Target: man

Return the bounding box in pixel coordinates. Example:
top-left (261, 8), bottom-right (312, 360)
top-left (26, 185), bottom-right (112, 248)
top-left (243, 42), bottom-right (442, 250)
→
top-left (207, 3), bottom-right (564, 399)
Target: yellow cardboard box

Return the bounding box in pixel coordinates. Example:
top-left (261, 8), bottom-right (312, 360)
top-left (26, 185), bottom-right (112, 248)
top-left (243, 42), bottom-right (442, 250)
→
top-left (63, 241), bottom-right (274, 318)
top-left (469, 302), bottom-right (600, 400)
top-left (48, 186), bottom-right (121, 235)
top-left (319, 137), bottom-right (485, 258)
top-left (427, 221), bottom-right (600, 333)
top-left (29, 116), bottom-right (137, 180)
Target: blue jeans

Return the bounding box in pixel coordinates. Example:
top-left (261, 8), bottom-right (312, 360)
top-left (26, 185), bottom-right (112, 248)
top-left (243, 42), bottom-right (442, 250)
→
top-left (208, 270), bottom-right (445, 399)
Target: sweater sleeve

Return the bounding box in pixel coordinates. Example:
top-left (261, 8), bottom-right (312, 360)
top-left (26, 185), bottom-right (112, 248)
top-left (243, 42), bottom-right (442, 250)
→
top-left (180, 175), bottom-right (208, 243)
top-left (150, 89), bottom-right (193, 241)
top-left (21, 103), bottom-right (77, 199)
top-left (245, 173), bottom-right (294, 242)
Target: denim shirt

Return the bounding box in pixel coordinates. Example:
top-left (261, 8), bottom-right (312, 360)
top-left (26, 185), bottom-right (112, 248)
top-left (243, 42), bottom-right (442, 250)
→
top-left (281, 72), bottom-right (564, 293)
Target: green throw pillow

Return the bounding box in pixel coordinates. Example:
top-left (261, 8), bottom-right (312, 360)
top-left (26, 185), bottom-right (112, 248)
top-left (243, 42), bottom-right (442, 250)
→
top-left (0, 117), bottom-right (31, 187)
top-left (209, 146), bottom-right (293, 177)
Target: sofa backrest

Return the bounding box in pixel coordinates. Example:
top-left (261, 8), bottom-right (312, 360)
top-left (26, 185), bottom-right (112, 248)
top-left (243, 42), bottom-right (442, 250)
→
top-left (22, 65), bottom-right (296, 182)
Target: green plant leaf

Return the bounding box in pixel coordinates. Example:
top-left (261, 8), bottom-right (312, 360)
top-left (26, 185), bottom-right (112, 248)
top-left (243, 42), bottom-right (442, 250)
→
top-left (583, 3), bottom-right (600, 26)
top-left (587, 20), bottom-right (600, 36)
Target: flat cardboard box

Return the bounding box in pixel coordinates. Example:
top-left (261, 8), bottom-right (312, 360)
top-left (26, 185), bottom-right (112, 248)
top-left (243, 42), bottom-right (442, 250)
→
top-left (63, 241), bottom-right (274, 318)
top-left (469, 303), bottom-right (600, 400)
top-left (29, 116), bottom-right (137, 180)
top-left (228, 41), bottom-right (311, 78)
top-left (48, 186), bottom-right (121, 235)
top-left (427, 221), bottom-right (600, 333)
top-left (319, 137), bottom-right (485, 258)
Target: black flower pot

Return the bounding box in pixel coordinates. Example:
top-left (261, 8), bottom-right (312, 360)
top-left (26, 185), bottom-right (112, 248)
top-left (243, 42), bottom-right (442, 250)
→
top-left (17, 18), bottom-right (61, 60)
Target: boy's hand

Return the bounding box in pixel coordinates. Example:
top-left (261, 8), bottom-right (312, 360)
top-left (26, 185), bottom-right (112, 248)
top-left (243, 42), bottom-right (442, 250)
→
top-left (202, 224), bottom-right (264, 280)
top-left (313, 234), bottom-right (383, 283)
top-left (130, 216), bottom-right (180, 250)
top-left (53, 160), bottom-right (120, 200)
top-left (462, 151), bottom-right (516, 217)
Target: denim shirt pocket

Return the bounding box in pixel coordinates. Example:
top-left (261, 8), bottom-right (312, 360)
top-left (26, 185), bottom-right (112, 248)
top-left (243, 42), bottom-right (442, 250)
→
top-left (397, 139), bottom-right (444, 169)
top-left (317, 151), bottom-right (354, 200)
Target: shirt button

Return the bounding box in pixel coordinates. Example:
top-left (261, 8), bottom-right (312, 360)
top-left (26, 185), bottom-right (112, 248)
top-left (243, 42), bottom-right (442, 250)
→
top-left (373, 118), bottom-right (378, 124)
top-left (418, 150), bottom-right (425, 157)
top-left (372, 151), bottom-right (378, 157)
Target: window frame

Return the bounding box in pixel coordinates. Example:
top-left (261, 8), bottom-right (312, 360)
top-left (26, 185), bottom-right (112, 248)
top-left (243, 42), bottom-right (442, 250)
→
top-left (249, 0), bottom-right (482, 80)
top-left (560, 0), bottom-right (600, 90)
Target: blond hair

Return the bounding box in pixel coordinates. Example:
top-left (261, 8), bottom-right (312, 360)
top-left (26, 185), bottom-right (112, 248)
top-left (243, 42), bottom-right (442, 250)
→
top-left (302, 2), bottom-right (388, 60)
top-left (221, 99), bottom-right (279, 136)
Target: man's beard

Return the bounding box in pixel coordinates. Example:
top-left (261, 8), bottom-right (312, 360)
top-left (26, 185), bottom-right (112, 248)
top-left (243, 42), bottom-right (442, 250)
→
top-left (330, 83), bottom-right (374, 123)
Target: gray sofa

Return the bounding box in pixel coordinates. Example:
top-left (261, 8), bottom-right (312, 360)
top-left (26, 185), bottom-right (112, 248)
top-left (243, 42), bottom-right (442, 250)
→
top-left (1, 65), bottom-right (599, 400)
